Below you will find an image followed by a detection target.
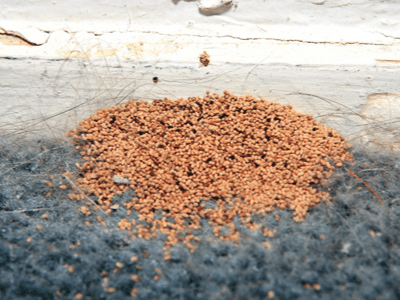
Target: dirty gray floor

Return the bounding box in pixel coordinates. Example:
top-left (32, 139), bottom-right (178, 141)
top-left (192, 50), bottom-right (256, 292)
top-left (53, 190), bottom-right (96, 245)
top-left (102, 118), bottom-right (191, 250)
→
top-left (0, 136), bottom-right (399, 300)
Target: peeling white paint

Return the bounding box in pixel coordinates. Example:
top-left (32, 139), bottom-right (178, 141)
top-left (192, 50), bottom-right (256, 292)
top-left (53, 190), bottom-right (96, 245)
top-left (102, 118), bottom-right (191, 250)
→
top-left (0, 26), bottom-right (49, 45)
top-left (310, 0), bottom-right (326, 5)
top-left (360, 93), bottom-right (400, 146)
top-left (1, 30), bottom-right (400, 66)
top-left (1, 0), bottom-right (400, 43)
top-left (0, 0), bottom-right (400, 152)
top-left (197, 0), bottom-right (236, 15)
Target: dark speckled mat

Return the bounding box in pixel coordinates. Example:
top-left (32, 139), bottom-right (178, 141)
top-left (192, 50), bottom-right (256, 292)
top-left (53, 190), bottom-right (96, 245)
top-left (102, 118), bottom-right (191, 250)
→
top-left (1, 136), bottom-right (399, 300)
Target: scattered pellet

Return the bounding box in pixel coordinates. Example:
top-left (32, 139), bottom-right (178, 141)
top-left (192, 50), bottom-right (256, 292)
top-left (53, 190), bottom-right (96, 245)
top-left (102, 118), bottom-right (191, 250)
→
top-left (263, 241), bottom-right (272, 250)
top-left (200, 51), bottom-right (210, 66)
top-left (78, 206), bottom-right (91, 216)
top-left (64, 264), bottom-right (74, 273)
top-left (263, 228), bottom-right (275, 238)
top-left (131, 274), bottom-right (140, 282)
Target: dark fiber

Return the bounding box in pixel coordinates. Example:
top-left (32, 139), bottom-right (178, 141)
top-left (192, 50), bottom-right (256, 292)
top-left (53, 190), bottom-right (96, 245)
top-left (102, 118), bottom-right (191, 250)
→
top-left (0, 136), bottom-right (399, 299)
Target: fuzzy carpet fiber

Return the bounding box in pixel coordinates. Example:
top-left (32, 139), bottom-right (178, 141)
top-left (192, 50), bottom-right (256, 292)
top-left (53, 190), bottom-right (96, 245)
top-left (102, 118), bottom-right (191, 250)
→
top-left (1, 137), bottom-right (400, 300)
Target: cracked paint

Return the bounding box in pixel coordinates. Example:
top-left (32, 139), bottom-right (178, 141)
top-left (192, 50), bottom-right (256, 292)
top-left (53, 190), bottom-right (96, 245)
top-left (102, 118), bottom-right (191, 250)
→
top-left (0, 27), bottom-right (48, 45)
top-left (0, 33), bottom-right (32, 46)
top-left (0, 0), bottom-right (399, 45)
top-left (197, 0), bottom-right (237, 16)
top-left (0, 0), bottom-right (399, 154)
top-left (1, 29), bottom-right (398, 67)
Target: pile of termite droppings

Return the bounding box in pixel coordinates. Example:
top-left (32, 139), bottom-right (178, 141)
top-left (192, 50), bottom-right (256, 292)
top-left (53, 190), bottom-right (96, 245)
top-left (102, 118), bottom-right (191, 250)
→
top-left (66, 90), bottom-right (353, 259)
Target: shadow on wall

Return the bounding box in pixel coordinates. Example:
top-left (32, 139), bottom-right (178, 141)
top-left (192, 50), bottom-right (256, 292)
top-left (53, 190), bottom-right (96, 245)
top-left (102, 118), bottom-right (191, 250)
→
top-left (171, 0), bottom-right (236, 16)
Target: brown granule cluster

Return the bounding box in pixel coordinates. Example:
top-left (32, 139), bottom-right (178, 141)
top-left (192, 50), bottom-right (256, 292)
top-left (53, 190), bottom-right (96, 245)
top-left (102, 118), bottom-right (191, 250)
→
top-left (67, 91), bottom-right (352, 257)
top-left (199, 51), bottom-right (210, 66)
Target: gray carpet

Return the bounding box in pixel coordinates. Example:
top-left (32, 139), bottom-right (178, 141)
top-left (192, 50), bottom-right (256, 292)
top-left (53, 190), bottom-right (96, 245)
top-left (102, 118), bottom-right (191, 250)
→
top-left (0, 136), bottom-right (399, 300)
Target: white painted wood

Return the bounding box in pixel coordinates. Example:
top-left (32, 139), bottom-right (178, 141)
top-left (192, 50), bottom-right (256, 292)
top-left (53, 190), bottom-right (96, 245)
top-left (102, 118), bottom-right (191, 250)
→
top-left (1, 0), bottom-right (400, 43)
top-left (0, 1), bottom-right (399, 151)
